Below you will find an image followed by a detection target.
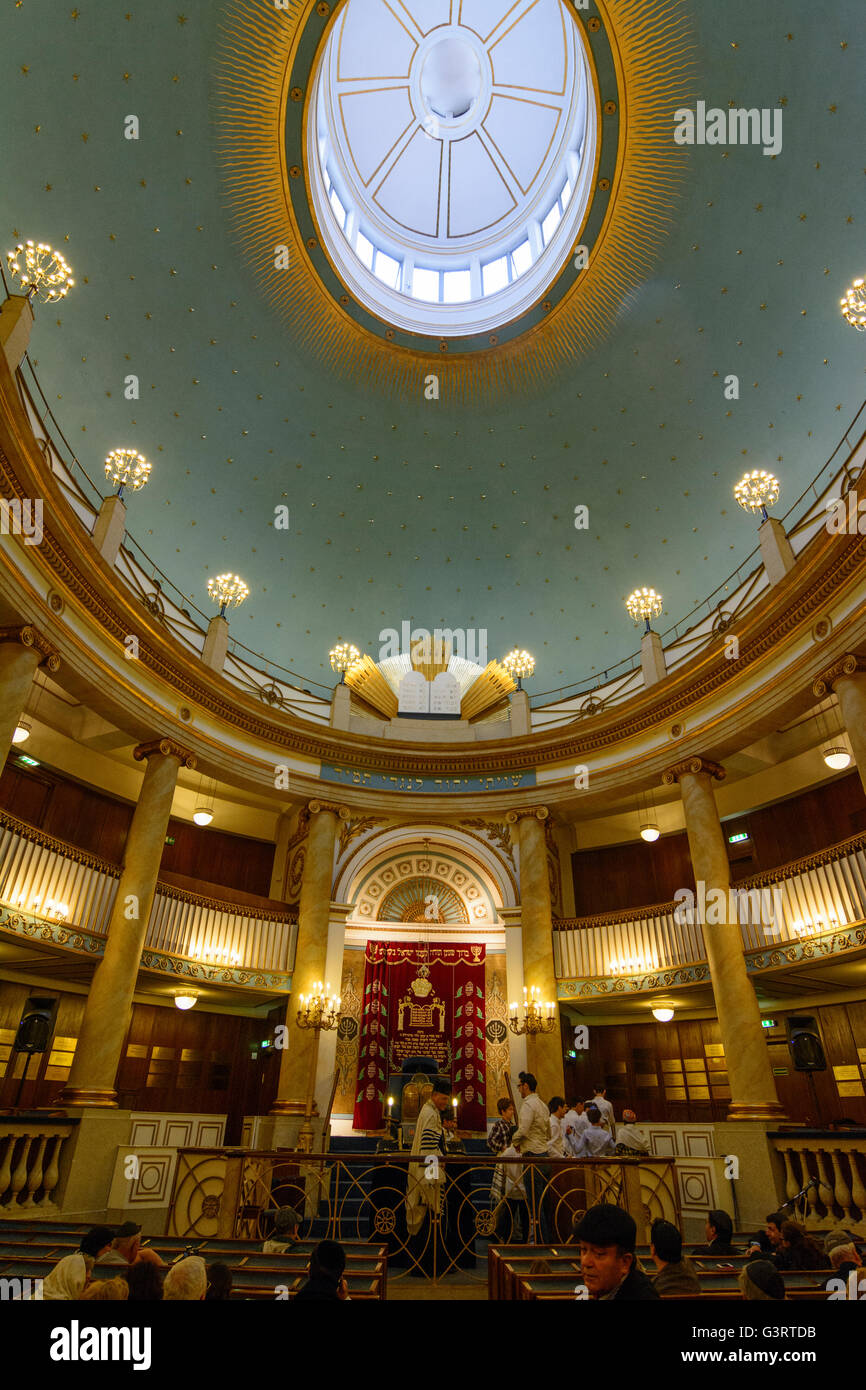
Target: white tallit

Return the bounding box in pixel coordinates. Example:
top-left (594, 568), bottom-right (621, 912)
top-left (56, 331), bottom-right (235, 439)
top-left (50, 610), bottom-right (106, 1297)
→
top-left (406, 1099), bottom-right (446, 1236)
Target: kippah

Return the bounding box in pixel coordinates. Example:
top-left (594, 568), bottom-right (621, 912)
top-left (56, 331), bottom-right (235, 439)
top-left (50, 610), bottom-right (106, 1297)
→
top-left (573, 1204), bottom-right (636, 1250)
top-left (431, 1078), bottom-right (452, 1096)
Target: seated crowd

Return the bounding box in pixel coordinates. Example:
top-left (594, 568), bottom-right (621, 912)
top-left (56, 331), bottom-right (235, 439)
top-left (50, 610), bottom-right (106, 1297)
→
top-left (35, 1217), bottom-right (349, 1302)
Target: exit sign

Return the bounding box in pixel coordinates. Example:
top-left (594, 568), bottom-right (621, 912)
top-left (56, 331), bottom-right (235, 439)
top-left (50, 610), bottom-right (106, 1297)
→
top-left (164, 835), bottom-right (175, 845)
top-left (761, 1018), bottom-right (777, 1029)
top-left (728, 831), bottom-right (750, 844)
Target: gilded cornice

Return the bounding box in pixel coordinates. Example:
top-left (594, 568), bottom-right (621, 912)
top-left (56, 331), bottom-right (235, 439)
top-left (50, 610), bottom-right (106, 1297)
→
top-left (133, 737), bottom-right (197, 768)
top-left (2, 359), bottom-right (866, 782)
top-left (661, 757), bottom-right (726, 786)
top-left (307, 799), bottom-right (351, 820)
top-left (812, 652), bottom-right (866, 697)
top-left (155, 879), bottom-right (298, 923)
top-left (505, 806), bottom-right (550, 823)
top-left (0, 622), bottom-right (60, 671)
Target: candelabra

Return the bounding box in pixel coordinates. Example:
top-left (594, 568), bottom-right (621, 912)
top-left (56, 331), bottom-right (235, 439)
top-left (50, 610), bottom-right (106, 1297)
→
top-left (502, 648), bottom-right (535, 690)
top-left (6, 240), bottom-right (74, 303)
top-left (840, 277), bottom-right (866, 332)
top-left (295, 982), bottom-right (341, 1152)
top-left (626, 587), bottom-right (663, 634)
top-left (105, 447), bottom-right (151, 498)
top-left (329, 642), bottom-right (361, 683)
top-left (508, 986), bottom-right (555, 1036)
top-left (207, 572), bottom-right (250, 617)
top-left (734, 469), bottom-right (780, 523)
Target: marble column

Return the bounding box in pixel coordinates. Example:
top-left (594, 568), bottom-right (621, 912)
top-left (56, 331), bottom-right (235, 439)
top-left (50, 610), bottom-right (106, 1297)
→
top-left (662, 757), bottom-right (784, 1120)
top-left (506, 806), bottom-right (564, 1099)
top-left (271, 800), bottom-right (349, 1123)
top-left (60, 738), bottom-right (195, 1106)
top-left (814, 655), bottom-right (866, 796)
top-left (0, 625), bottom-right (60, 753)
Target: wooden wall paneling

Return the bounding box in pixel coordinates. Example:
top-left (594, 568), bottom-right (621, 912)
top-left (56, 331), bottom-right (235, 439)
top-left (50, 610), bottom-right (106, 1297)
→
top-left (159, 819), bottom-right (275, 898)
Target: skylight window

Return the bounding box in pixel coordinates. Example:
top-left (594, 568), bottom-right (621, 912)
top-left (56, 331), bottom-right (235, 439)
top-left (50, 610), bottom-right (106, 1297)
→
top-left (412, 267), bottom-right (440, 302)
top-left (308, 0), bottom-right (597, 336)
top-left (443, 270), bottom-right (471, 304)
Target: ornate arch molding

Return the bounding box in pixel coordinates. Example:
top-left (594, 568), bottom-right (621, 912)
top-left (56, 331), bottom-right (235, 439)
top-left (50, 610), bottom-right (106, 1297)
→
top-left (339, 824), bottom-right (516, 924)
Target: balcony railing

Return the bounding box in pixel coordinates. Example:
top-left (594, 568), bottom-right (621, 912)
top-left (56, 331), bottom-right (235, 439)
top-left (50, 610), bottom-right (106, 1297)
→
top-left (0, 810), bottom-right (296, 984)
top-left (555, 832), bottom-right (866, 987)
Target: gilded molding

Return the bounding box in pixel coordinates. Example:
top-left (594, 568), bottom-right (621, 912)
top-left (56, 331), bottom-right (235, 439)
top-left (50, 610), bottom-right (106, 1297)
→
top-left (0, 807), bottom-right (122, 875)
top-left (661, 757), bottom-right (726, 786)
top-left (0, 622), bottom-right (60, 671)
top-left (133, 737), bottom-right (197, 768)
top-left (812, 652), bottom-right (866, 697)
top-left (505, 806), bottom-right (549, 824)
top-left (307, 798), bottom-right (351, 820)
top-left (155, 879), bottom-right (298, 923)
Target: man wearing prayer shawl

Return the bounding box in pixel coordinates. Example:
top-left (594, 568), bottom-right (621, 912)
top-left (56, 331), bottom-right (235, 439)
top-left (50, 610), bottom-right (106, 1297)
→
top-left (41, 1252), bottom-right (90, 1300)
top-left (406, 1078), bottom-right (451, 1276)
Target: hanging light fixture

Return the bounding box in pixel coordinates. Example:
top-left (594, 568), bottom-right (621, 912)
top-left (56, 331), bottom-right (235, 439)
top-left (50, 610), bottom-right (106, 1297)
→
top-left (652, 1007), bottom-right (674, 1023)
top-left (174, 992), bottom-right (198, 1011)
top-left (12, 720), bottom-right (31, 745)
top-left (734, 469), bottom-right (780, 523)
top-left (813, 696), bottom-right (852, 771)
top-left (193, 772), bottom-right (216, 827)
top-left (637, 786), bottom-right (660, 842)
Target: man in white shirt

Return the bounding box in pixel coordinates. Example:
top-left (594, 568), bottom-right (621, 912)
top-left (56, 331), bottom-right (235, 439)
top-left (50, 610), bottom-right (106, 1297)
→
top-left (590, 1085), bottom-right (615, 1135)
top-left (563, 1101), bottom-right (589, 1157)
top-left (615, 1108), bottom-right (650, 1155)
top-left (511, 1071), bottom-right (551, 1241)
top-left (573, 1105), bottom-right (615, 1157)
top-left (547, 1096), bottom-right (568, 1157)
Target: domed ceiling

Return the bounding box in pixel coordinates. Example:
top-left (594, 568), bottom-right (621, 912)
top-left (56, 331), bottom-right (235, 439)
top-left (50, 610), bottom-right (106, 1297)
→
top-left (0, 0), bottom-right (863, 698)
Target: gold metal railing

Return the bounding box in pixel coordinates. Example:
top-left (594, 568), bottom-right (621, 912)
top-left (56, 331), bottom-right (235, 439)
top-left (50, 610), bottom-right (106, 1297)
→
top-left (167, 1148), bottom-right (679, 1283)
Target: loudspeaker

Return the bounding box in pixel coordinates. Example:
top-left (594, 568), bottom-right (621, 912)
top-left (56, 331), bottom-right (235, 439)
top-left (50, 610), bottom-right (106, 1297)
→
top-left (786, 1015), bottom-right (827, 1072)
top-left (13, 996), bottom-right (59, 1055)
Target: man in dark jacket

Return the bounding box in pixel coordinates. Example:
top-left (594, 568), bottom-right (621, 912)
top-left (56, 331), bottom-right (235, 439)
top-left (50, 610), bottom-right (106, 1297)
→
top-left (573, 1205), bottom-right (660, 1301)
top-left (692, 1209), bottom-right (739, 1256)
top-left (650, 1218), bottom-right (701, 1295)
top-left (294, 1240), bottom-right (349, 1302)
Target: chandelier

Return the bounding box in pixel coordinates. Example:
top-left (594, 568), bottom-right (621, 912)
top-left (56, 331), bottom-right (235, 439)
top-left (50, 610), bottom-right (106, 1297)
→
top-left (734, 469), bottom-right (780, 522)
top-left (502, 648), bottom-right (535, 689)
top-left (104, 447), bottom-right (151, 498)
top-left (296, 982), bottom-right (341, 1031)
top-left (329, 642), bottom-right (362, 683)
top-left (508, 986), bottom-right (555, 1036)
top-left (625, 587), bottom-right (663, 633)
top-left (6, 240), bottom-right (74, 302)
top-left (207, 572), bottom-right (249, 616)
top-left (840, 277), bottom-right (866, 332)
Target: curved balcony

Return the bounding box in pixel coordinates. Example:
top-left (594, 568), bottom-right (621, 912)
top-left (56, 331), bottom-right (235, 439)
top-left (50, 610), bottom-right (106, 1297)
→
top-left (0, 810), bottom-right (296, 991)
top-left (555, 832), bottom-right (866, 999)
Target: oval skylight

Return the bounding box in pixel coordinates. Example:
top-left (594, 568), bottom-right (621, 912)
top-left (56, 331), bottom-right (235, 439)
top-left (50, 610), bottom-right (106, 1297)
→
top-left (308, 0), bottom-right (597, 338)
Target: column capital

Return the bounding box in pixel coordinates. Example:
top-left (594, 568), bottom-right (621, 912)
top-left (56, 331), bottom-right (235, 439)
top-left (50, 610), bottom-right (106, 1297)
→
top-left (812, 653), bottom-right (866, 698)
top-left (307, 798), bottom-right (351, 821)
top-left (505, 805), bottom-right (549, 824)
top-left (0, 623), bottom-right (60, 672)
top-left (661, 757), bottom-right (726, 786)
top-left (133, 736), bottom-right (197, 769)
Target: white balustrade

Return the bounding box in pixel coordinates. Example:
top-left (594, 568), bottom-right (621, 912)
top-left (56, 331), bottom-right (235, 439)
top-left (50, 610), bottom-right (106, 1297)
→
top-left (770, 1138), bottom-right (866, 1233)
top-left (555, 834), bottom-right (866, 981)
top-left (0, 813), bottom-right (297, 978)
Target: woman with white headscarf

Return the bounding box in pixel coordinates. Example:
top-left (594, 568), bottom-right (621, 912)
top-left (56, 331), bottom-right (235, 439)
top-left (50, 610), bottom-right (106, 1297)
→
top-left (41, 1252), bottom-right (90, 1300)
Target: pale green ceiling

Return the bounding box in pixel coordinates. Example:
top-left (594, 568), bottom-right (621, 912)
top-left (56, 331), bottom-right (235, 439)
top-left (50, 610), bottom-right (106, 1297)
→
top-left (1, 0), bottom-right (863, 697)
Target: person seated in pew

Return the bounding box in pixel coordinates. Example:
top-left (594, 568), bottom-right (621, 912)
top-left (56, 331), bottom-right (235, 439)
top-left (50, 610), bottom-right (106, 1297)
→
top-left (614, 1109), bottom-right (650, 1156)
top-left (824, 1241), bottom-right (865, 1296)
top-left (692, 1210), bottom-right (739, 1256)
top-left (771, 1220), bottom-right (829, 1271)
top-left (649, 1219), bottom-right (702, 1296)
top-left (295, 1239), bottom-right (349, 1302)
top-left (41, 1252), bottom-right (91, 1301)
top-left (80, 1277), bottom-right (130, 1301)
top-left (101, 1221), bottom-right (165, 1270)
top-left (744, 1210), bottom-right (787, 1258)
top-left (163, 1256), bottom-right (207, 1301)
top-left (205, 1262), bottom-right (233, 1301)
top-left (738, 1260), bottom-right (786, 1300)
top-left (126, 1261), bottom-right (164, 1302)
top-left (263, 1206), bottom-right (303, 1254)
top-left (573, 1205), bottom-right (660, 1300)
top-left (572, 1105), bottom-right (615, 1158)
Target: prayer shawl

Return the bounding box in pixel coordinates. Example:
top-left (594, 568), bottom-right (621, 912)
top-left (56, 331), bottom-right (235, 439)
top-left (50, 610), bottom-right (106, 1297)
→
top-left (614, 1121), bottom-right (650, 1154)
top-left (42, 1253), bottom-right (88, 1300)
top-left (563, 1109), bottom-right (589, 1156)
top-left (406, 1099), bottom-right (445, 1236)
top-left (491, 1143), bottom-right (527, 1204)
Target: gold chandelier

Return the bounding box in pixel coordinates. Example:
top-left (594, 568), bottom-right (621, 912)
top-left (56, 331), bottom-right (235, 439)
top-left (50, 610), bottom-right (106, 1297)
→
top-left (296, 982), bottom-right (341, 1032)
top-left (6, 240), bottom-right (74, 302)
top-left (207, 572), bottom-right (249, 616)
top-left (626, 587), bottom-right (663, 633)
top-left (105, 447), bottom-right (151, 498)
top-left (840, 277), bottom-right (866, 332)
top-left (508, 986), bottom-right (555, 1036)
top-left (734, 469), bottom-right (780, 522)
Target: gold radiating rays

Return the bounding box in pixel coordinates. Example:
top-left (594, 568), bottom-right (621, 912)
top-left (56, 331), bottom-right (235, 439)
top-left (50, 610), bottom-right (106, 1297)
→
top-left (215, 0), bottom-right (696, 400)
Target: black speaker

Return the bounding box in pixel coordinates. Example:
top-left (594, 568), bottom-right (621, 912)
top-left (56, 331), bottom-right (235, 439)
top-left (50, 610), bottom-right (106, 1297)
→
top-left (13, 996), bottom-right (59, 1055)
top-left (786, 1015), bottom-right (827, 1072)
